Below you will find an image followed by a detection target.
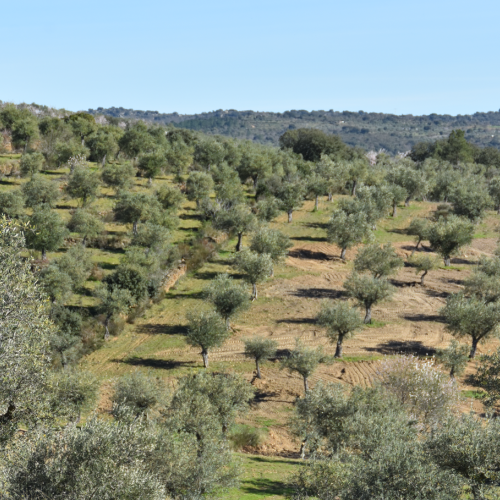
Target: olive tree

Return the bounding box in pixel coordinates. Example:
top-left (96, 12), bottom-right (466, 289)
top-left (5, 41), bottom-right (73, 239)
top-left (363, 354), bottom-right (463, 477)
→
top-left (185, 310), bottom-right (231, 368)
top-left (68, 209), bottom-right (104, 246)
top-left (407, 218), bottom-right (430, 255)
top-left (353, 243), bottom-right (403, 279)
top-left (19, 152), bottom-right (44, 178)
top-left (235, 250), bottom-right (273, 300)
top-left (137, 150), bottom-right (166, 182)
top-left (344, 273), bottom-right (394, 324)
top-left (386, 163), bottom-right (429, 206)
top-left (101, 162), bottom-right (136, 192)
top-left (428, 215), bottom-right (474, 266)
top-left (22, 174), bottom-right (60, 208)
top-left (386, 183), bottom-right (407, 217)
top-left (317, 301), bottom-right (363, 358)
top-left (0, 220), bottom-right (55, 444)
top-left (306, 172), bottom-right (326, 211)
top-left (276, 180), bottom-right (305, 223)
top-left (250, 226), bottom-right (293, 275)
top-left (488, 176), bottom-right (500, 214)
top-left (94, 285), bottom-right (133, 340)
top-left (66, 166), bottom-right (101, 206)
top-left (243, 337), bottom-right (278, 379)
top-left (409, 253), bottom-right (439, 286)
top-left (113, 192), bottom-right (163, 234)
top-left (204, 273), bottom-right (250, 328)
top-left (213, 204), bottom-right (257, 251)
top-left (186, 171), bottom-right (214, 208)
top-left (436, 340), bottom-right (470, 378)
top-left (55, 244), bottom-right (93, 290)
top-left (441, 293), bottom-right (500, 358)
top-left (280, 340), bottom-right (327, 394)
top-left (0, 190), bottom-right (24, 218)
top-left (156, 184), bottom-right (185, 212)
top-left (39, 264), bottom-right (73, 303)
top-left (473, 347), bottom-right (500, 407)
top-left (326, 210), bottom-right (372, 260)
top-left (450, 182), bottom-right (492, 222)
top-left (25, 208), bottom-right (69, 259)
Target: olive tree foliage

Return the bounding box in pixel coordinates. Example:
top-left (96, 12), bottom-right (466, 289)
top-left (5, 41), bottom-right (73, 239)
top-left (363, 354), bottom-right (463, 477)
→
top-left (243, 337), bottom-right (278, 379)
top-left (306, 172), bottom-right (326, 211)
top-left (111, 372), bottom-right (168, 419)
top-left (409, 253), bottom-right (439, 286)
top-left (408, 217), bottom-right (431, 254)
top-left (156, 184), bottom-right (185, 212)
top-left (317, 301), bottom-right (363, 358)
top-left (436, 340), bottom-right (470, 378)
top-left (353, 243), bottom-right (403, 279)
top-left (171, 371), bottom-right (255, 435)
top-left (316, 154), bottom-right (347, 201)
top-left (138, 150), bottom-right (167, 182)
top-left (344, 273), bottom-right (394, 324)
top-left (254, 196), bottom-right (281, 222)
top-left (428, 215), bottom-right (474, 266)
top-left (441, 293), bottom-right (500, 358)
top-left (426, 413), bottom-right (500, 500)
top-left (38, 264), bottom-right (73, 304)
top-left (54, 244), bottom-right (94, 290)
top-left (21, 174), bottom-right (60, 208)
top-left (68, 209), bottom-right (104, 246)
top-left (186, 170), bottom-right (214, 208)
top-left (185, 310), bottom-right (231, 368)
top-left (275, 179), bottom-right (305, 222)
top-left (204, 273), bottom-right (250, 328)
top-left (488, 176), bottom-right (500, 213)
top-left (113, 191), bottom-right (164, 234)
top-left (0, 220), bottom-right (54, 445)
top-left (3, 417), bottom-right (168, 500)
top-left (386, 161), bottom-right (429, 205)
top-left (25, 207), bottom-right (69, 259)
top-left (472, 347), bottom-right (500, 407)
top-left (326, 210), bottom-right (372, 260)
top-left (65, 165), bottom-right (101, 206)
top-left (47, 369), bottom-right (99, 422)
top-left (386, 182), bottom-right (407, 217)
top-left (213, 203), bottom-right (256, 251)
top-left (194, 138), bottom-right (225, 170)
top-left (86, 127), bottom-right (119, 166)
top-left (94, 284), bottom-right (133, 340)
top-left (101, 161), bottom-right (136, 192)
top-left (0, 190), bottom-right (24, 218)
top-left (249, 225), bottom-right (292, 274)
top-left (19, 152), bottom-right (44, 178)
top-left (234, 250), bottom-right (273, 299)
top-left (280, 340), bottom-right (328, 394)
top-left (449, 182), bottom-right (492, 222)
top-left (378, 355), bottom-right (460, 426)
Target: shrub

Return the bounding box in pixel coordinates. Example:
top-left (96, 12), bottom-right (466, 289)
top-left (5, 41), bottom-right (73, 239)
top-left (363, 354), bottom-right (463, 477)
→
top-left (229, 425), bottom-right (265, 450)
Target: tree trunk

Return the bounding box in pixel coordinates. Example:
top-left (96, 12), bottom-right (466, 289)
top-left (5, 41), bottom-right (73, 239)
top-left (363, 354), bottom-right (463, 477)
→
top-left (256, 359), bottom-right (261, 379)
top-left (202, 349), bottom-right (209, 368)
top-left (444, 257), bottom-right (451, 267)
top-left (405, 196), bottom-right (411, 207)
top-left (420, 270), bottom-right (428, 286)
top-left (82, 235), bottom-right (87, 247)
top-left (270, 266), bottom-right (274, 277)
top-left (334, 335), bottom-right (344, 358)
top-left (450, 366), bottom-right (455, 378)
top-left (303, 376), bottom-right (309, 394)
top-left (252, 283), bottom-right (257, 300)
top-left (328, 192), bottom-right (333, 202)
top-left (364, 306), bottom-right (372, 324)
top-left (300, 440), bottom-right (307, 459)
top-left (351, 180), bottom-right (357, 196)
top-left (497, 206), bottom-right (500, 215)
top-left (81, 135), bottom-right (85, 146)
top-left (148, 177), bottom-right (153, 186)
top-left (340, 247), bottom-right (347, 260)
top-left (102, 155), bottom-right (107, 167)
top-left (133, 221), bottom-right (138, 235)
top-left (253, 176), bottom-right (259, 190)
top-left (411, 238), bottom-right (421, 256)
top-left (288, 211), bottom-right (293, 223)
top-left (225, 316), bottom-right (230, 330)
top-left (392, 203), bottom-right (397, 217)
top-left (315, 196), bottom-right (319, 211)
top-left (42, 248), bottom-right (47, 260)
top-left (236, 232), bottom-right (243, 252)
top-left (469, 338), bottom-right (479, 359)
top-left (104, 316), bottom-right (111, 340)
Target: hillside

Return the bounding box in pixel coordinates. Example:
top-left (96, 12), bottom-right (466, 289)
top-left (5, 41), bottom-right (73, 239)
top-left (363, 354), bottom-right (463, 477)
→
top-left (88, 106), bottom-right (500, 153)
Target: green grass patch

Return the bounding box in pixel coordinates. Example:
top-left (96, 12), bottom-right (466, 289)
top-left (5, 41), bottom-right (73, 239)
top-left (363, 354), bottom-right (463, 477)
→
top-left (461, 390), bottom-right (486, 400)
top-left (225, 454), bottom-right (303, 500)
top-left (364, 320), bottom-right (387, 329)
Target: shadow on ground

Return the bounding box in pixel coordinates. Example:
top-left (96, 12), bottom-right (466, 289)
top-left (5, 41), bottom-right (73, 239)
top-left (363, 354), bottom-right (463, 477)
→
top-left (367, 340), bottom-right (436, 356)
top-left (135, 323), bottom-right (188, 335)
top-left (116, 357), bottom-right (195, 369)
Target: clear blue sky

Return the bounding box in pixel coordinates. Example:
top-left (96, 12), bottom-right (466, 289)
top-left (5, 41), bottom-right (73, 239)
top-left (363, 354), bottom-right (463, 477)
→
top-left (2, 0), bottom-right (498, 116)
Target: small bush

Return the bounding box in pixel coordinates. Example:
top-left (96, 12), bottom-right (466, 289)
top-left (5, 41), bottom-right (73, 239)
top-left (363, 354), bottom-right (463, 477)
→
top-left (229, 424), bottom-right (265, 450)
